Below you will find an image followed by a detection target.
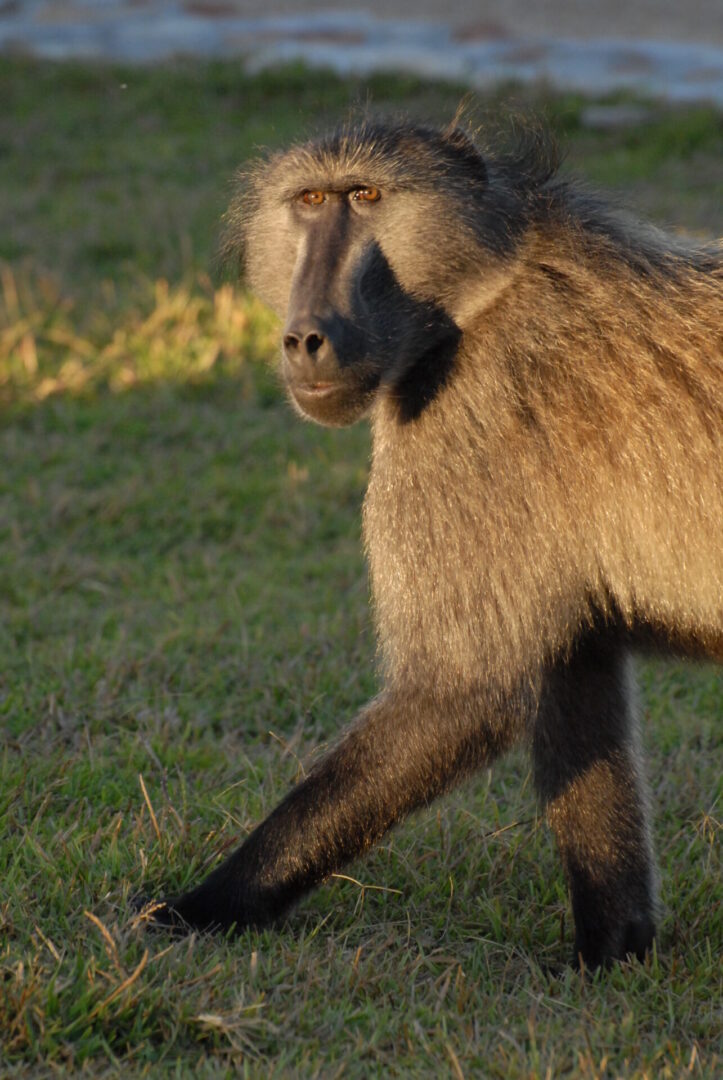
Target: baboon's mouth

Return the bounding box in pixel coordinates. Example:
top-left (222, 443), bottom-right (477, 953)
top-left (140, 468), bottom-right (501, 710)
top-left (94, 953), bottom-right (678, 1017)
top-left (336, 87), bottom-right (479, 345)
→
top-left (291, 381), bottom-right (340, 400)
top-left (287, 375), bottom-right (376, 428)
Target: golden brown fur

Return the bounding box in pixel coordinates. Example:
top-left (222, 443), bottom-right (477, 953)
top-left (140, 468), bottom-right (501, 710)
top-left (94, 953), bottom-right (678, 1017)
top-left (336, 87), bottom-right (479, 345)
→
top-left (368, 222), bottom-right (722, 694)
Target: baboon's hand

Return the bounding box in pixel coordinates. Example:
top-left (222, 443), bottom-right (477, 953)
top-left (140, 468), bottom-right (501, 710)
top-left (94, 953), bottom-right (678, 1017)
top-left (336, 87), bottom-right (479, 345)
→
top-left (131, 886), bottom-right (251, 936)
top-left (130, 894), bottom-right (191, 934)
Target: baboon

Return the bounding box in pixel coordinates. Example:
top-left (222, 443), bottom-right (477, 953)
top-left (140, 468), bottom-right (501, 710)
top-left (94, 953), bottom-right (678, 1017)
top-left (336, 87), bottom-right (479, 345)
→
top-left (147, 119), bottom-right (722, 968)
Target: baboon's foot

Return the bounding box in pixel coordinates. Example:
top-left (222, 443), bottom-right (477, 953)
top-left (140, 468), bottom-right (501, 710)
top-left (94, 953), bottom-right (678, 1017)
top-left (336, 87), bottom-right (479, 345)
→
top-left (574, 912), bottom-right (656, 970)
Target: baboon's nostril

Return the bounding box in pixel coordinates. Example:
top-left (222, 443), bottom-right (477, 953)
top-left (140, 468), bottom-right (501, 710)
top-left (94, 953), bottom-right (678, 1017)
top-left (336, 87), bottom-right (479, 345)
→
top-left (284, 326), bottom-right (328, 364)
top-left (305, 332), bottom-right (325, 356)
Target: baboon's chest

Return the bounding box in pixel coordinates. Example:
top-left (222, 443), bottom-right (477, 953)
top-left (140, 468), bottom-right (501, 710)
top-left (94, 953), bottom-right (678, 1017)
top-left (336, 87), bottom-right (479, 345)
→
top-left (363, 409), bottom-right (590, 683)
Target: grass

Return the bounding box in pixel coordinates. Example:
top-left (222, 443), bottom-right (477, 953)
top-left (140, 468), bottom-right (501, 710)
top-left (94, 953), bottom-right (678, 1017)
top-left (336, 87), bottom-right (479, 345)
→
top-left (1, 58), bottom-right (721, 1077)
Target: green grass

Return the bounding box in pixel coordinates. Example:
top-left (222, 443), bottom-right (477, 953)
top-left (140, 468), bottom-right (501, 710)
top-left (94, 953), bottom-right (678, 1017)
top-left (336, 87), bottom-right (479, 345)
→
top-left (1, 59), bottom-right (721, 1077)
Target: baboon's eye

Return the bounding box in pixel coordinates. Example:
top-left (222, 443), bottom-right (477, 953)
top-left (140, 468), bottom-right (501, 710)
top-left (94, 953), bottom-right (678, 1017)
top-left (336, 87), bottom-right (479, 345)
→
top-left (301, 191), bottom-right (325, 206)
top-left (350, 187), bottom-right (381, 203)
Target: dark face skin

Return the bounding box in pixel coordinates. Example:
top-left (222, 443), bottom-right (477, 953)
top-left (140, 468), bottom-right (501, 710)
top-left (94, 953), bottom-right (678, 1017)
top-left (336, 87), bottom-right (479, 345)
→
top-left (279, 184), bottom-right (461, 426)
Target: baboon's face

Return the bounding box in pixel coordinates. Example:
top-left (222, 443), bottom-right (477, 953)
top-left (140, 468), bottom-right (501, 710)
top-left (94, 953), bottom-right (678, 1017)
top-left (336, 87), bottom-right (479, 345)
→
top-left (242, 140), bottom-right (489, 427)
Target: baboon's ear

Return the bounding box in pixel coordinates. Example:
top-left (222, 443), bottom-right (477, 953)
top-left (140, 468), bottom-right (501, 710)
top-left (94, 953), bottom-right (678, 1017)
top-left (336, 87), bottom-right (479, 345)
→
top-left (442, 125), bottom-right (488, 182)
top-left (442, 125), bottom-right (475, 151)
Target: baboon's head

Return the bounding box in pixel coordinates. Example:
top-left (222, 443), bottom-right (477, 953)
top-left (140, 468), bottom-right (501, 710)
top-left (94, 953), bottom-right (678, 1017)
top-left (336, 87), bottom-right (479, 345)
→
top-left (227, 121), bottom-right (534, 426)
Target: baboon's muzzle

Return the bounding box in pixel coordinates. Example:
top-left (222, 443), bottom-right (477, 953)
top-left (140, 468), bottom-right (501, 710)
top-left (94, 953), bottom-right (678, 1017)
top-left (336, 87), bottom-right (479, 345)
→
top-left (281, 308), bottom-right (381, 426)
top-left (281, 315), bottom-right (350, 420)
top-left (282, 315), bottom-right (340, 384)
top-left (280, 220), bottom-right (460, 426)
top-left (280, 219), bottom-right (383, 425)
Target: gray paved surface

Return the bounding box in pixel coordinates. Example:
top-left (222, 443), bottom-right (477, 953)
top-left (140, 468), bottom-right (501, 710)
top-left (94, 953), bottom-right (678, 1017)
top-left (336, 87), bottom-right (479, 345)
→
top-left (2, 2), bottom-right (723, 104)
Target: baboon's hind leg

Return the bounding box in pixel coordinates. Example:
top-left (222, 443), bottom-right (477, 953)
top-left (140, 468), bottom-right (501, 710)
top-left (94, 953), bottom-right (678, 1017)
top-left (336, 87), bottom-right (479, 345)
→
top-left (533, 637), bottom-right (658, 968)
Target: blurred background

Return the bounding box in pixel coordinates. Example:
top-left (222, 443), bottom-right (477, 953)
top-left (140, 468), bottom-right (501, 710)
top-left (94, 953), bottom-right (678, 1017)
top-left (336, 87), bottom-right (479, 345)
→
top-left (1, 3), bottom-right (721, 1077)
top-left (2, 1), bottom-right (723, 96)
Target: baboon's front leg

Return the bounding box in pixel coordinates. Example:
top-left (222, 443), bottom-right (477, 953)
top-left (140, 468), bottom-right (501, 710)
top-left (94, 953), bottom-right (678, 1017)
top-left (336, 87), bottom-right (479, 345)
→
top-left (533, 638), bottom-right (658, 968)
top-left (155, 688), bottom-right (517, 933)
